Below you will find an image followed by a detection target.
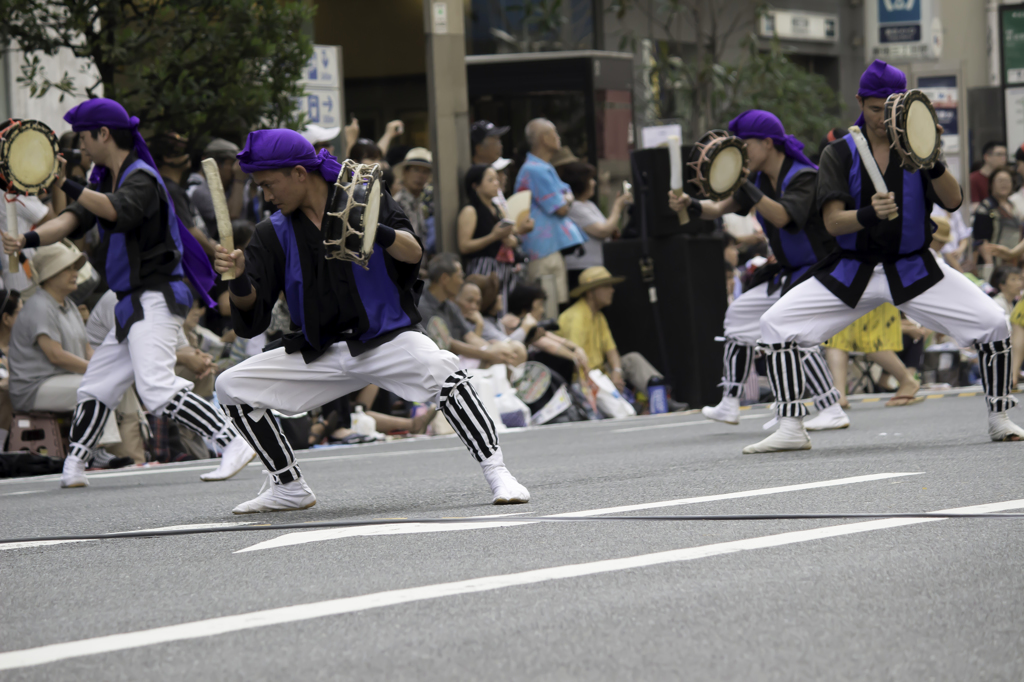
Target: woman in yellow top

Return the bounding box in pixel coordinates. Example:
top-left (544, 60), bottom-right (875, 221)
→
top-left (823, 303), bottom-right (922, 407)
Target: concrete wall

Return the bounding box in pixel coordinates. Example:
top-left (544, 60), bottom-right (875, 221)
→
top-left (3, 46), bottom-right (101, 134)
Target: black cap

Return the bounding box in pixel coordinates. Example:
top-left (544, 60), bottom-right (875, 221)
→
top-left (471, 120), bottom-right (510, 146)
top-left (1016, 143), bottom-right (1024, 164)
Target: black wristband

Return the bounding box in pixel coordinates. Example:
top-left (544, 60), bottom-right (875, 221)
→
top-left (228, 275), bottom-right (253, 297)
top-left (856, 205), bottom-right (882, 229)
top-left (687, 201), bottom-right (703, 220)
top-left (375, 224), bottom-right (396, 248)
top-left (740, 179), bottom-right (765, 205)
top-left (926, 161), bottom-right (946, 179)
top-left (23, 231), bottom-right (40, 249)
top-left (61, 179), bottom-right (85, 201)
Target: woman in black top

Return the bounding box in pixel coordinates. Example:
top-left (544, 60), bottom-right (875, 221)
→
top-left (974, 167), bottom-right (1023, 279)
top-left (457, 164), bottom-right (531, 313)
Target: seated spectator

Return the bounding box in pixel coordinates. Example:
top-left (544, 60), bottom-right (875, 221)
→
top-left (0, 288), bottom-right (22, 445)
top-left (990, 265), bottom-right (1022, 318)
top-left (458, 164), bottom-right (530, 310)
top-left (9, 241), bottom-right (91, 412)
top-left (453, 280), bottom-right (528, 367)
top-left (556, 266), bottom-right (685, 409)
top-left (514, 119), bottom-right (587, 318)
top-left (973, 167), bottom-right (1022, 280)
top-left (418, 253), bottom-right (519, 367)
top-left (557, 160), bottom-right (632, 291)
top-left (503, 281), bottom-right (589, 381)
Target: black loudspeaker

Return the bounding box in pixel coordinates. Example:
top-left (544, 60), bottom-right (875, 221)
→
top-left (602, 235), bottom-right (726, 408)
top-left (630, 147), bottom-right (717, 237)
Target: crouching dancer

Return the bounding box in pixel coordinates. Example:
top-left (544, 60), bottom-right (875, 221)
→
top-left (214, 129), bottom-right (529, 513)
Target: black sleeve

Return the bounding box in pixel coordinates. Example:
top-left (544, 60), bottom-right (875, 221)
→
top-left (923, 172), bottom-right (963, 212)
top-left (777, 170), bottom-right (816, 232)
top-left (816, 142), bottom-right (855, 212)
top-left (168, 185), bottom-right (195, 230)
top-left (230, 219), bottom-right (284, 338)
top-left (378, 186), bottom-right (421, 288)
top-left (63, 201), bottom-right (95, 240)
top-left (731, 184), bottom-right (757, 216)
top-left (972, 202), bottom-right (994, 242)
top-left (104, 172), bottom-right (161, 234)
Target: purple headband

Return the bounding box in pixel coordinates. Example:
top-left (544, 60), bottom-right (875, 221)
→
top-left (855, 60), bottom-right (906, 127)
top-left (63, 98), bottom-right (215, 306)
top-left (237, 129), bottom-right (342, 183)
top-left (728, 109), bottom-right (817, 170)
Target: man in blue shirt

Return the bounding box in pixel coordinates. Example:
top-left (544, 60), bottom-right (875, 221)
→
top-left (514, 118), bottom-right (585, 318)
top-left (746, 61), bottom-right (1023, 453)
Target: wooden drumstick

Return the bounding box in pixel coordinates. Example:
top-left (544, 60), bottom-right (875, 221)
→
top-left (201, 158), bottom-right (235, 280)
top-left (849, 126), bottom-right (898, 221)
top-left (668, 135), bottom-right (690, 225)
top-left (5, 194), bottom-right (18, 274)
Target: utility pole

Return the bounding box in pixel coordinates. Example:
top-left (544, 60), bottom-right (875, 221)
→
top-left (423, 0), bottom-right (471, 254)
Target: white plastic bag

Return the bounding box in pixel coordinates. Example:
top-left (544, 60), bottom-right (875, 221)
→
top-left (467, 365), bottom-right (508, 431)
top-left (588, 370), bottom-right (637, 419)
top-left (351, 406), bottom-right (377, 436)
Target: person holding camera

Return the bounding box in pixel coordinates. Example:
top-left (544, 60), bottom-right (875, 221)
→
top-left (458, 164), bottom-right (532, 314)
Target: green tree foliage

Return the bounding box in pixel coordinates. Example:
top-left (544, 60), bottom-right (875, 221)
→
top-left (607, 0), bottom-right (842, 157)
top-left (3, 0), bottom-right (315, 145)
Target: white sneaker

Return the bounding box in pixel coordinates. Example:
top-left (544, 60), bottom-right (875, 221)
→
top-left (483, 463), bottom-right (530, 504)
top-left (743, 417), bottom-right (812, 454)
top-left (201, 436), bottom-right (257, 482)
top-left (60, 456), bottom-right (89, 488)
top-left (701, 396), bottom-right (740, 425)
top-left (804, 403), bottom-right (851, 431)
top-left (231, 477), bottom-right (317, 514)
top-left (988, 412), bottom-right (1024, 441)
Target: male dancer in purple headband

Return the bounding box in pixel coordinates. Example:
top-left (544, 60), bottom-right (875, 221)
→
top-left (669, 110), bottom-right (846, 434)
top-left (2, 99), bottom-right (256, 486)
top-left (212, 129), bottom-right (529, 513)
top-left (745, 60), bottom-right (1023, 453)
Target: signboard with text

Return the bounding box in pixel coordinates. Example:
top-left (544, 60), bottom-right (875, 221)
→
top-left (1000, 5), bottom-right (1024, 85)
top-left (865, 0), bottom-right (942, 63)
top-left (296, 45), bottom-right (344, 129)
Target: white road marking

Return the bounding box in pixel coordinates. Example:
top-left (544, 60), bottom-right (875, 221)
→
top-left (0, 490), bottom-right (45, 496)
top-left (0, 522), bottom-right (256, 552)
top-left (2, 497), bottom-right (1018, 672)
top-left (236, 472), bottom-right (922, 553)
top-left (612, 413), bottom-right (767, 433)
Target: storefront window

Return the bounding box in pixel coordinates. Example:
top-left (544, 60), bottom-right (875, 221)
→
top-left (467, 0), bottom-right (595, 55)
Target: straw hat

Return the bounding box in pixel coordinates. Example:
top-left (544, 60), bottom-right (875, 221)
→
top-left (396, 147), bottom-right (433, 175)
top-left (300, 124), bottom-right (341, 145)
top-left (29, 239), bottom-right (87, 285)
top-left (569, 266), bottom-right (625, 299)
top-left (550, 146), bottom-right (579, 167)
top-left (931, 215), bottom-right (951, 245)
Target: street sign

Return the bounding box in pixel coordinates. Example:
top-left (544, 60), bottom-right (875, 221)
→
top-left (758, 10), bottom-right (838, 43)
top-left (865, 0), bottom-right (942, 63)
top-left (296, 45), bottom-right (343, 129)
top-left (1001, 5), bottom-right (1024, 85)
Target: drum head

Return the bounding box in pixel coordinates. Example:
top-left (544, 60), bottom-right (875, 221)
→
top-left (708, 146), bottom-right (744, 195)
top-left (906, 99), bottom-right (938, 160)
top-left (3, 122), bottom-right (58, 194)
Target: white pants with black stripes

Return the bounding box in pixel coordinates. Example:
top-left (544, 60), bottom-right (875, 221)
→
top-left (67, 291), bottom-right (237, 462)
top-left (216, 331), bottom-right (503, 485)
top-left (718, 280), bottom-right (841, 411)
top-left (759, 259), bottom-right (1014, 417)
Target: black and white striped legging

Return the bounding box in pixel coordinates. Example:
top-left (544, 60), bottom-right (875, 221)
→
top-left (722, 339), bottom-right (840, 411)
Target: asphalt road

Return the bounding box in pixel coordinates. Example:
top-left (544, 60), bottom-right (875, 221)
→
top-left (1, 391), bottom-right (1022, 681)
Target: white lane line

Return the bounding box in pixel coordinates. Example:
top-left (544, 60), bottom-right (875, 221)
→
top-left (0, 490), bottom-right (45, 496)
top-left (3, 497), bottom-right (1018, 672)
top-left (0, 522), bottom-right (257, 552)
top-left (0, 447), bottom-right (464, 486)
top-left (612, 413), bottom-right (767, 433)
top-left (235, 472), bottom-right (922, 553)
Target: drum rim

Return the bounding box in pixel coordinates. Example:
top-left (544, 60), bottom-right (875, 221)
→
top-left (688, 131), bottom-right (749, 201)
top-left (0, 119), bottom-right (60, 195)
top-left (324, 160), bottom-right (383, 269)
top-left (884, 89), bottom-right (940, 171)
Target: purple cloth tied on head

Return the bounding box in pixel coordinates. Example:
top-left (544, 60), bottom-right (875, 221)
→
top-left (728, 109), bottom-right (817, 170)
top-left (854, 59), bottom-right (906, 127)
top-left (63, 98), bottom-right (215, 306)
top-left (237, 129), bottom-right (342, 183)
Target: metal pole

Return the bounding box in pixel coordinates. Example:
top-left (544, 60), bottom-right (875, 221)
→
top-left (424, 0), bottom-right (471, 254)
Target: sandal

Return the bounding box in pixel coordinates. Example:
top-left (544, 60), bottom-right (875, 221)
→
top-left (885, 395), bottom-right (925, 407)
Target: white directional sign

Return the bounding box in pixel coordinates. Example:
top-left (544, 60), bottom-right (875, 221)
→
top-left (296, 45), bottom-right (344, 129)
